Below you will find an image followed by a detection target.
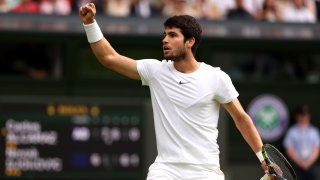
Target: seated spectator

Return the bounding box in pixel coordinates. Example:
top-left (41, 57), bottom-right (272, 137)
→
top-left (161, 0), bottom-right (200, 18)
top-left (162, 0), bottom-right (187, 17)
top-left (104, 0), bottom-right (131, 17)
top-left (6, 0), bottom-right (20, 10)
top-left (281, 0), bottom-right (317, 23)
top-left (256, 0), bottom-right (282, 22)
top-left (0, 0), bottom-right (11, 13)
top-left (11, 0), bottom-right (39, 14)
top-left (187, 0), bottom-right (203, 18)
top-left (207, 0), bottom-right (235, 20)
top-left (226, 0), bottom-right (254, 20)
top-left (198, 0), bottom-right (224, 20)
top-left (243, 0), bottom-right (264, 18)
top-left (39, 0), bottom-right (71, 15)
top-left (130, 0), bottom-right (161, 18)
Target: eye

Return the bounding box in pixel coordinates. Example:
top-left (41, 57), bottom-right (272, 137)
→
top-left (163, 33), bottom-right (166, 39)
top-left (168, 32), bottom-right (176, 37)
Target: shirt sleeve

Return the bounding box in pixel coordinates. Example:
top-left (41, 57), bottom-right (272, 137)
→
top-left (215, 70), bottom-right (239, 104)
top-left (137, 59), bottom-right (161, 86)
top-left (313, 127), bottom-right (320, 147)
top-left (283, 128), bottom-right (294, 148)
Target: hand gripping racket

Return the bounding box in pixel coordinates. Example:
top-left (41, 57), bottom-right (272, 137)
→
top-left (260, 144), bottom-right (297, 180)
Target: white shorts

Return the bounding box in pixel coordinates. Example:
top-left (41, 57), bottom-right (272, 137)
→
top-left (146, 162), bottom-right (224, 180)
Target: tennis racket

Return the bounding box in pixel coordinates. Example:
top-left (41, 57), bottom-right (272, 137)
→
top-left (260, 144), bottom-right (297, 180)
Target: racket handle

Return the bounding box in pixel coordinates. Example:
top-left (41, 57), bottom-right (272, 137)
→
top-left (260, 174), bottom-right (271, 180)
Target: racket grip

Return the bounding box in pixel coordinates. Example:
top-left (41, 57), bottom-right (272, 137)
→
top-left (260, 174), bottom-right (271, 180)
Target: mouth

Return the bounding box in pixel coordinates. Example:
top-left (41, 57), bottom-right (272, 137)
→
top-left (163, 46), bottom-right (170, 53)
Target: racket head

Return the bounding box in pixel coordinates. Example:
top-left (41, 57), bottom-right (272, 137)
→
top-left (262, 144), bottom-right (297, 180)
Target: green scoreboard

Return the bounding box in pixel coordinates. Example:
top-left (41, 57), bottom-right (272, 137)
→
top-left (0, 97), bottom-right (146, 179)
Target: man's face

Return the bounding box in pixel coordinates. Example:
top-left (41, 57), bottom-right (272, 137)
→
top-left (296, 113), bottom-right (310, 126)
top-left (162, 27), bottom-right (187, 62)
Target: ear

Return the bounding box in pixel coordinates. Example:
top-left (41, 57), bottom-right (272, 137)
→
top-left (186, 37), bottom-right (195, 48)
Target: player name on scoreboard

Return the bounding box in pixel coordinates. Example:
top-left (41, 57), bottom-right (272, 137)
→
top-left (4, 119), bottom-right (61, 177)
top-left (0, 98), bottom-right (145, 179)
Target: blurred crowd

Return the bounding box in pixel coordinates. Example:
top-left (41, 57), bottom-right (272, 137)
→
top-left (0, 0), bottom-right (319, 23)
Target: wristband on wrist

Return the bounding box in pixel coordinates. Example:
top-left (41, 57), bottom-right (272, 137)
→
top-left (83, 20), bottom-right (104, 43)
top-left (256, 150), bottom-right (264, 162)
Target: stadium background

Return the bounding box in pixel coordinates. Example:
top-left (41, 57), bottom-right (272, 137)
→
top-left (1, 0), bottom-right (320, 179)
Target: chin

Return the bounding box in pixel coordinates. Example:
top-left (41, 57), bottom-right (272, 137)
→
top-left (164, 54), bottom-right (182, 62)
top-left (164, 55), bottom-right (172, 60)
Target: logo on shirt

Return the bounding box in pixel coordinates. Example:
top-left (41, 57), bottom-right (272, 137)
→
top-left (247, 94), bottom-right (289, 142)
top-left (178, 81), bottom-right (190, 85)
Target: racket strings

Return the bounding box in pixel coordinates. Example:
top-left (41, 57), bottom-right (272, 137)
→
top-left (266, 146), bottom-right (295, 180)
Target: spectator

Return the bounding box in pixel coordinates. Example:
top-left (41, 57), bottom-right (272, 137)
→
top-left (243, 0), bottom-right (264, 18)
top-left (186, 0), bottom-right (203, 18)
top-left (162, 0), bottom-right (186, 17)
top-left (198, 0), bottom-right (225, 20)
top-left (6, 0), bottom-right (20, 10)
top-left (161, 0), bottom-right (201, 18)
top-left (281, 0), bottom-right (317, 23)
top-left (130, 0), bottom-right (161, 18)
top-left (283, 104), bottom-right (320, 180)
top-left (208, 0), bottom-right (235, 20)
top-left (11, 0), bottom-right (39, 14)
top-left (39, 0), bottom-right (71, 15)
top-left (104, 0), bottom-right (131, 17)
top-left (0, 0), bottom-right (11, 13)
top-left (256, 0), bottom-right (282, 22)
top-left (226, 0), bottom-right (254, 20)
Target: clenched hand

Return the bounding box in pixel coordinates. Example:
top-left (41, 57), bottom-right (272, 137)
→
top-left (79, 3), bottom-right (96, 25)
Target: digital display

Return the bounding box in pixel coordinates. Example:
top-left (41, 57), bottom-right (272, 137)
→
top-left (0, 98), bottom-right (145, 179)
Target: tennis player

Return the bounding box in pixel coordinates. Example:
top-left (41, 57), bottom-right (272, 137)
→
top-left (79, 3), bottom-right (271, 180)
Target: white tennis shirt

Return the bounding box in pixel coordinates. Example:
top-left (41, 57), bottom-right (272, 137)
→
top-left (137, 59), bottom-right (239, 166)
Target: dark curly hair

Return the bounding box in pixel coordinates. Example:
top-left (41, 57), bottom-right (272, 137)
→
top-left (164, 15), bottom-right (202, 55)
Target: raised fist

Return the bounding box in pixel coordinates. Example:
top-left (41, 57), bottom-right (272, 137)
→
top-left (79, 3), bottom-right (96, 24)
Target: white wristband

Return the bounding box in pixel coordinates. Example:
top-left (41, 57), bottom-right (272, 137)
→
top-left (256, 150), bottom-right (264, 162)
top-left (83, 20), bottom-right (104, 43)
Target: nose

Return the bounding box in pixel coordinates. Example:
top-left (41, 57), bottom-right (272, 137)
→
top-left (162, 35), bottom-right (168, 44)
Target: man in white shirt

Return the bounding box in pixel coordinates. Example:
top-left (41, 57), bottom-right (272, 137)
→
top-left (79, 3), bottom-right (271, 179)
top-left (281, 0), bottom-right (317, 23)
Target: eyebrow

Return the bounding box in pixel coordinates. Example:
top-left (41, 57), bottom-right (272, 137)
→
top-left (163, 30), bottom-right (178, 35)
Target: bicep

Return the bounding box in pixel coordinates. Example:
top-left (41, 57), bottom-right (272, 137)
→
top-left (108, 55), bottom-right (140, 80)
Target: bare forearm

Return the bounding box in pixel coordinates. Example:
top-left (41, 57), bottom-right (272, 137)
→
top-left (79, 2), bottom-right (140, 80)
top-left (286, 147), bottom-right (305, 167)
top-left (306, 147), bottom-right (319, 166)
top-left (287, 146), bottom-right (319, 169)
top-left (223, 100), bottom-right (263, 153)
top-left (236, 114), bottom-right (263, 153)
top-left (80, 3), bottom-right (119, 68)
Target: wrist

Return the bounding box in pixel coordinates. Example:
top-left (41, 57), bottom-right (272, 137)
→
top-left (83, 20), bottom-right (103, 43)
top-left (83, 19), bottom-right (95, 25)
top-left (256, 150), bottom-right (264, 163)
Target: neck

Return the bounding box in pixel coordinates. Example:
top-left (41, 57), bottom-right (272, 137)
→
top-left (173, 57), bottom-right (200, 73)
top-left (298, 123), bottom-right (309, 129)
